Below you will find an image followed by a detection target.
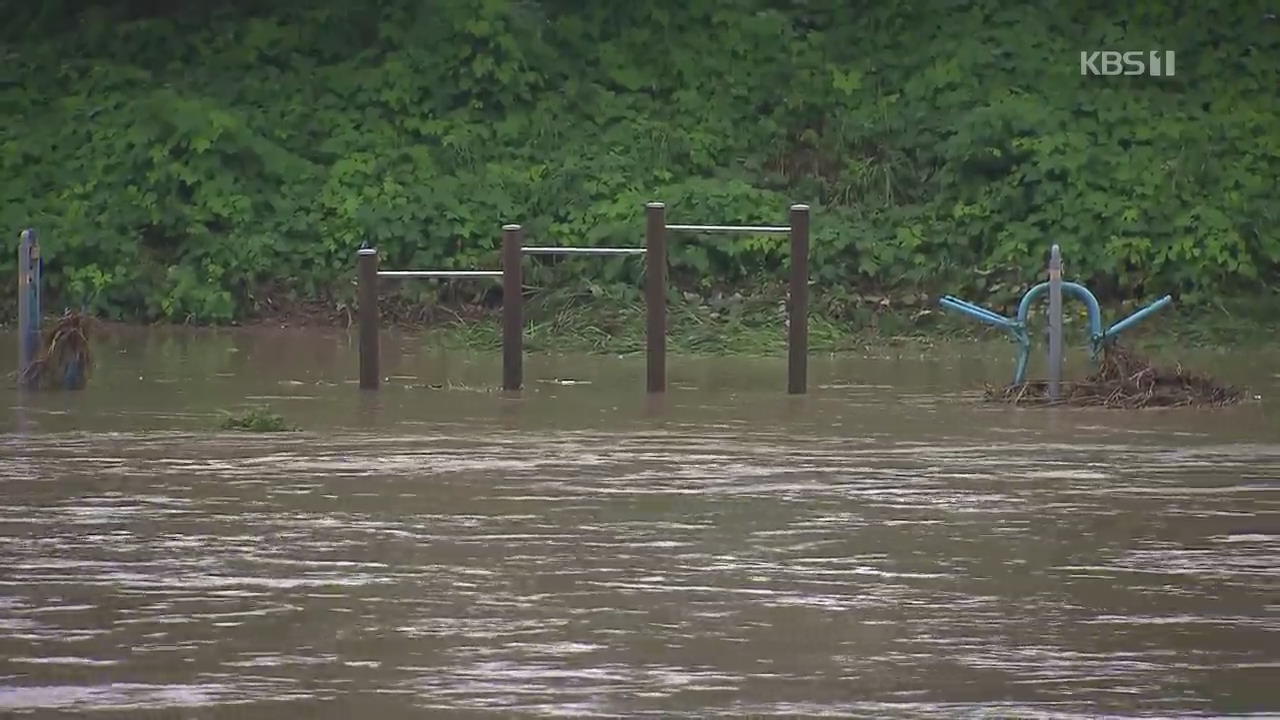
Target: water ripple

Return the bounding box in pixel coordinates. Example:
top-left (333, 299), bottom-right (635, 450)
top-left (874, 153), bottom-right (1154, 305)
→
top-left (0, 430), bottom-right (1276, 717)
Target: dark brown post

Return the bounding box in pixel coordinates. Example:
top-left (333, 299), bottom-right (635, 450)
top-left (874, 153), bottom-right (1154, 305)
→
top-left (358, 248), bottom-right (380, 389)
top-left (787, 204), bottom-right (810, 394)
top-left (502, 224), bottom-right (524, 391)
top-left (645, 202), bottom-right (667, 393)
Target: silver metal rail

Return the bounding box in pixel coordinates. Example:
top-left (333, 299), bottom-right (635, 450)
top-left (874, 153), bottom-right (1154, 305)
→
top-left (521, 246), bottom-right (646, 255)
top-left (377, 270), bottom-right (503, 279)
top-left (665, 224), bottom-right (791, 234)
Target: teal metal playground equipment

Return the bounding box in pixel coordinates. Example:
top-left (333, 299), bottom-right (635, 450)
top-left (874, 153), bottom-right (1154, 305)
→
top-left (939, 244), bottom-right (1173, 392)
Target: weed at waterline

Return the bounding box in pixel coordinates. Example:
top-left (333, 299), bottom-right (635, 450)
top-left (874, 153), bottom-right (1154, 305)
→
top-left (219, 406), bottom-right (297, 432)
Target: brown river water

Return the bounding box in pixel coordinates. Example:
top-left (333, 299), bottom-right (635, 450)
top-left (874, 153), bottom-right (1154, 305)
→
top-left (1, 327), bottom-right (1277, 718)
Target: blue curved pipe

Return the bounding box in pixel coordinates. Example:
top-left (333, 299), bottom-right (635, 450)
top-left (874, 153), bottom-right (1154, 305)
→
top-left (940, 280), bottom-right (1173, 387)
top-left (1014, 281), bottom-right (1107, 379)
top-left (939, 296), bottom-right (1015, 330)
top-left (940, 295), bottom-right (1006, 321)
top-left (1105, 295), bottom-right (1173, 338)
top-left (1011, 325), bottom-right (1032, 386)
top-left (1016, 281), bottom-right (1103, 339)
top-left (939, 295), bottom-right (1032, 384)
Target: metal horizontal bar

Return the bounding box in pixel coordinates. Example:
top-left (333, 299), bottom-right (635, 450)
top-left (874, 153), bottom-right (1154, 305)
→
top-left (665, 224), bottom-right (791, 234)
top-left (377, 270), bottom-right (502, 279)
top-left (522, 246), bottom-right (646, 255)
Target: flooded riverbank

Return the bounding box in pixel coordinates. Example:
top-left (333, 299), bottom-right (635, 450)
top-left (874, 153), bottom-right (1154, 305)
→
top-left (1, 328), bottom-right (1277, 717)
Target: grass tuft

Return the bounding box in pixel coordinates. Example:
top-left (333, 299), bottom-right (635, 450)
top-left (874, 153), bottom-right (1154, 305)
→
top-left (219, 406), bottom-right (296, 432)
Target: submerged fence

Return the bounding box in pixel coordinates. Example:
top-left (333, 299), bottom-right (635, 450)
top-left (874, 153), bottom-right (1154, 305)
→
top-left (357, 202), bottom-right (811, 394)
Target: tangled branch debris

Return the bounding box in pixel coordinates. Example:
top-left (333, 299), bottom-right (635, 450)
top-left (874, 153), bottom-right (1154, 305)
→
top-left (985, 344), bottom-right (1243, 408)
top-left (17, 312), bottom-right (94, 390)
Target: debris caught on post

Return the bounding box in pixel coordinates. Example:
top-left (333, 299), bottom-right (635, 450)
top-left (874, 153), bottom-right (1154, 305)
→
top-left (984, 344), bottom-right (1243, 409)
top-left (16, 311), bottom-right (94, 390)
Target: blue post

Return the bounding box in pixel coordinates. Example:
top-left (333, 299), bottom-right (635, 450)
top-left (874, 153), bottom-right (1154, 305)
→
top-left (17, 229), bottom-right (40, 389)
top-left (63, 352), bottom-right (85, 390)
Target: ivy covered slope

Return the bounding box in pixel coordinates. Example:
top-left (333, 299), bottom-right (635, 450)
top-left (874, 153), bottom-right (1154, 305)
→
top-left (1, 0), bottom-right (1277, 324)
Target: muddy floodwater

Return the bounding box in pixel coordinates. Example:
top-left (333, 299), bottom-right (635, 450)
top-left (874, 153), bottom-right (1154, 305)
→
top-left (1, 327), bottom-right (1277, 718)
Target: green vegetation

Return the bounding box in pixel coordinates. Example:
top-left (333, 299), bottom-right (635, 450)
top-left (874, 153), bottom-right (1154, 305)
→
top-left (2, 1), bottom-right (1277, 339)
top-left (219, 406), bottom-right (295, 432)
top-left (433, 282), bottom-right (881, 355)
top-left (413, 284), bottom-right (1279, 358)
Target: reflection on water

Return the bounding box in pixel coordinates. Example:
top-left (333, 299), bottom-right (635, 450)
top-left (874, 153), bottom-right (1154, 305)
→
top-left (0, 328), bottom-right (1277, 717)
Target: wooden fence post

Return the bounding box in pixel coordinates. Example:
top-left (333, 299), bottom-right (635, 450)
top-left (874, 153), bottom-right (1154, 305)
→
top-left (358, 247), bottom-right (380, 390)
top-left (502, 224), bottom-right (524, 391)
top-left (645, 202), bottom-right (667, 393)
top-left (788, 205), bottom-right (810, 394)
